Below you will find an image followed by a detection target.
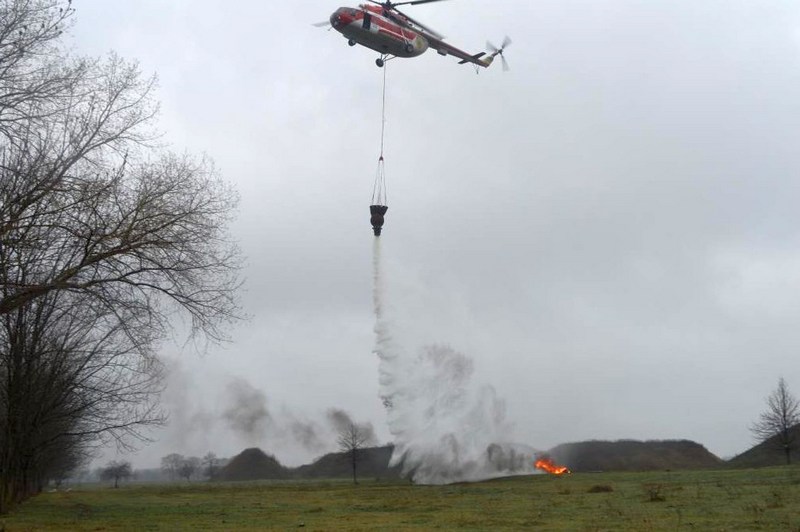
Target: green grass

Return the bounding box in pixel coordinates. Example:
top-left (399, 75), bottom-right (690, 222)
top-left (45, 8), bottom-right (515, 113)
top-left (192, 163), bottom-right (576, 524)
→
top-left (4, 467), bottom-right (800, 530)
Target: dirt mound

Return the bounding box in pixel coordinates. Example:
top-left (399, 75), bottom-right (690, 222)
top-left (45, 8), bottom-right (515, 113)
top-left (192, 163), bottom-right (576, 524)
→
top-left (217, 448), bottom-right (288, 481)
top-left (294, 445), bottom-right (404, 480)
top-left (727, 424), bottom-right (800, 468)
top-left (547, 439), bottom-right (723, 472)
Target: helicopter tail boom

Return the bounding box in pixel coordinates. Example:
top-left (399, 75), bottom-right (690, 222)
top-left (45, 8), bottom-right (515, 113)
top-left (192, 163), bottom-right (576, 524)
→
top-left (458, 51), bottom-right (486, 65)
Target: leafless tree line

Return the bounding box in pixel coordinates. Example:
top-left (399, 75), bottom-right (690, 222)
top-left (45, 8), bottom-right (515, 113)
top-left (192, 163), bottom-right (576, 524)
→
top-left (0, 0), bottom-right (241, 511)
top-left (161, 452), bottom-right (219, 481)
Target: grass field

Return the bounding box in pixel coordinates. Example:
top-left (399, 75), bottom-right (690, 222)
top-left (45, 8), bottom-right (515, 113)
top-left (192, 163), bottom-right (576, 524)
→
top-left (4, 467), bottom-right (800, 530)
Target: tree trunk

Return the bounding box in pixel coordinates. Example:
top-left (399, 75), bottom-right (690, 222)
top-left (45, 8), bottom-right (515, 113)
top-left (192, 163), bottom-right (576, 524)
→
top-left (351, 450), bottom-right (357, 485)
top-left (783, 428), bottom-right (792, 465)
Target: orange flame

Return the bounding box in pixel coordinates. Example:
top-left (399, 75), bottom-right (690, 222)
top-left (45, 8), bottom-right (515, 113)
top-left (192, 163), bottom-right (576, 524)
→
top-left (535, 457), bottom-right (571, 476)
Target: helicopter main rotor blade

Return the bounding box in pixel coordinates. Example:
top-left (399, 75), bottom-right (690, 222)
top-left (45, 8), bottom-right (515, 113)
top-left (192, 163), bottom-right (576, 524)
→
top-left (394, 0), bottom-right (451, 6)
top-left (367, 0), bottom-right (450, 7)
top-left (393, 6), bottom-right (444, 39)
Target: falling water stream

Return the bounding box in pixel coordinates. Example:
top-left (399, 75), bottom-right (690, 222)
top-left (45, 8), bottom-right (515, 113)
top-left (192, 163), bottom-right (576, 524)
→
top-left (372, 238), bottom-right (536, 484)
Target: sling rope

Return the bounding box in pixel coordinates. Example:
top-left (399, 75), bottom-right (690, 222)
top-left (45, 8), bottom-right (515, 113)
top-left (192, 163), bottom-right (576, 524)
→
top-left (379, 59), bottom-right (388, 160)
top-left (372, 63), bottom-right (388, 206)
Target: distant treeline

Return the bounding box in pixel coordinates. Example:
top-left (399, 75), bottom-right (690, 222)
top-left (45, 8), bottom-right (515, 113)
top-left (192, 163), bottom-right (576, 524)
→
top-left (72, 427), bottom-right (800, 487)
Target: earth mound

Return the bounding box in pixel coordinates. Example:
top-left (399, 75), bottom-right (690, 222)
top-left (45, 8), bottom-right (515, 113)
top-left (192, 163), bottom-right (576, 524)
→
top-left (727, 424), bottom-right (800, 468)
top-left (294, 445), bottom-right (404, 480)
top-left (547, 439), bottom-right (723, 472)
top-left (217, 447), bottom-right (289, 481)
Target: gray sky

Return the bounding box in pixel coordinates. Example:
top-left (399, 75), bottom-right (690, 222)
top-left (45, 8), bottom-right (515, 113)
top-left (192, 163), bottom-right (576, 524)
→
top-left (71, 0), bottom-right (800, 467)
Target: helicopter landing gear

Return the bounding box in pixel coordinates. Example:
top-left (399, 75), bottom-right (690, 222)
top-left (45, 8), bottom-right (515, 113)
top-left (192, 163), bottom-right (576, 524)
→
top-left (404, 43), bottom-right (414, 54)
top-left (376, 54), bottom-right (393, 68)
top-left (348, 39), bottom-right (356, 46)
top-left (376, 58), bottom-right (385, 68)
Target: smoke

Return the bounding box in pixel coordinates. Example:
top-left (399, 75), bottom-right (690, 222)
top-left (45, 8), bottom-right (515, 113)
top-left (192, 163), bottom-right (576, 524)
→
top-left (326, 408), bottom-right (355, 433)
top-left (219, 379), bottom-right (374, 454)
top-left (289, 419), bottom-right (325, 450)
top-left (160, 362), bottom-right (373, 465)
top-left (222, 378), bottom-right (274, 441)
top-left (372, 238), bottom-right (535, 483)
top-left (327, 408), bottom-right (377, 446)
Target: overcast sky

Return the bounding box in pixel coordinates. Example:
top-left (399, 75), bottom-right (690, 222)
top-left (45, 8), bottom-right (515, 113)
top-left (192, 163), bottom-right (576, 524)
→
top-left (70, 0), bottom-right (800, 467)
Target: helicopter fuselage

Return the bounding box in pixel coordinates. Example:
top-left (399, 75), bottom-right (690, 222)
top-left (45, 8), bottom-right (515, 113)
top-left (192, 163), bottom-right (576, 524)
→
top-left (330, 6), bottom-right (429, 58)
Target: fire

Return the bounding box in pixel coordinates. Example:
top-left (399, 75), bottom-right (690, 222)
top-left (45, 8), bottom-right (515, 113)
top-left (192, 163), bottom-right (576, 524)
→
top-left (535, 457), bottom-right (571, 476)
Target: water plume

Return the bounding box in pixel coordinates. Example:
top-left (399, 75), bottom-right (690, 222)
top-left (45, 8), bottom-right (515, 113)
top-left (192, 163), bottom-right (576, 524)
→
top-left (372, 238), bottom-right (535, 483)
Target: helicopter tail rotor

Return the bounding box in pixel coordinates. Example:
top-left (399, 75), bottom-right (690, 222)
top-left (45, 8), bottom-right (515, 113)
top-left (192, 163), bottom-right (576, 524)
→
top-left (487, 36), bottom-right (512, 71)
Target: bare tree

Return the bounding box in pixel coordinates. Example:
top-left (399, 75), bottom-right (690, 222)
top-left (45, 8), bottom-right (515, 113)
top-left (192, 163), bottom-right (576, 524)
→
top-left (0, 94), bottom-right (241, 340)
top-left (0, 289), bottom-right (163, 508)
top-left (0, 0), bottom-right (241, 514)
top-left (99, 460), bottom-right (132, 488)
top-left (0, 0), bottom-right (84, 141)
top-left (751, 377), bottom-right (800, 465)
top-left (202, 452), bottom-right (219, 480)
top-left (337, 423), bottom-right (374, 485)
top-left (1, 4), bottom-right (242, 340)
top-left (177, 456), bottom-right (201, 482)
top-left (161, 453), bottom-right (184, 481)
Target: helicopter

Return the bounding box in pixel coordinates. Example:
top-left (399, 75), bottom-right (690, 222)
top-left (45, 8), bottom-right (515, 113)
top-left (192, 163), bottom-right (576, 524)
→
top-left (316, 0), bottom-right (511, 69)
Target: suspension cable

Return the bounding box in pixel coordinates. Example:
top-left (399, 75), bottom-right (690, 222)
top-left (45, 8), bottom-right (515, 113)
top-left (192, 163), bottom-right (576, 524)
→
top-left (372, 61), bottom-right (388, 205)
top-left (379, 60), bottom-right (387, 159)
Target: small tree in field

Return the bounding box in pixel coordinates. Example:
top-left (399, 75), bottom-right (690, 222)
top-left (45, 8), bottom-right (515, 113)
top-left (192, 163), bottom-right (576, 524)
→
top-left (178, 457), bottom-right (201, 481)
top-left (751, 377), bottom-right (800, 465)
top-left (99, 461), bottom-right (132, 488)
top-left (202, 452), bottom-right (220, 480)
top-left (337, 423), bottom-right (373, 485)
top-left (161, 453), bottom-right (184, 481)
